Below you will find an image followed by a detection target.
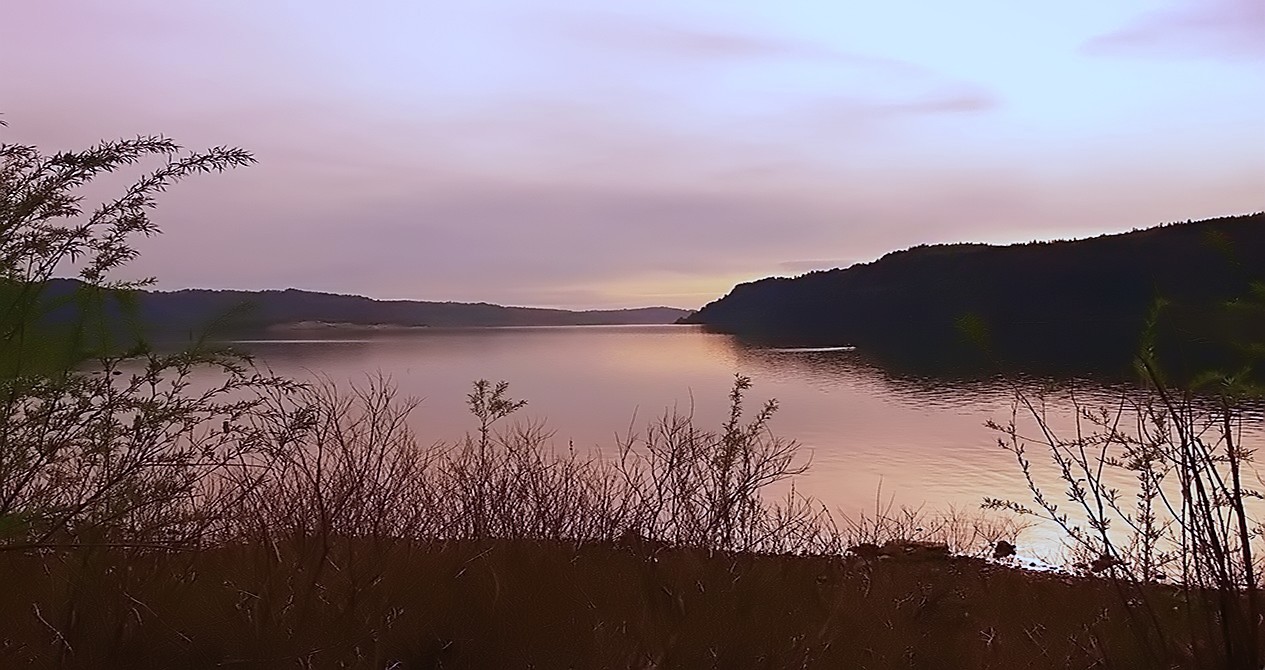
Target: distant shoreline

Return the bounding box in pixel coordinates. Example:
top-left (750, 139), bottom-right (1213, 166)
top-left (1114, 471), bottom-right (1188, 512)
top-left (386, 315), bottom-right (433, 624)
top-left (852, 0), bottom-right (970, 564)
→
top-left (266, 320), bottom-right (430, 332)
top-left (263, 321), bottom-right (704, 332)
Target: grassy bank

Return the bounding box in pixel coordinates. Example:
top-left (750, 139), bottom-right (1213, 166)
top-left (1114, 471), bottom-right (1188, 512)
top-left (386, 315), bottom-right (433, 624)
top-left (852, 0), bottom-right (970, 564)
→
top-left (1, 372), bottom-right (1260, 668)
top-left (5, 128), bottom-right (1263, 669)
top-left (0, 537), bottom-right (1224, 669)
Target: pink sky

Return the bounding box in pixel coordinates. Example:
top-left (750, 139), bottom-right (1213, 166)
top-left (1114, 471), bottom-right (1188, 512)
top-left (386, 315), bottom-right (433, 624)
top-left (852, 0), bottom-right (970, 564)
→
top-left (2, 0), bottom-right (1262, 308)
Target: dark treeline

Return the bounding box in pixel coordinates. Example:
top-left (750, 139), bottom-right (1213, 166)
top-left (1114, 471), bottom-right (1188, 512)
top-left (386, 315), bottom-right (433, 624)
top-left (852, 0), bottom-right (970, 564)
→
top-left (684, 213), bottom-right (1265, 379)
top-left (31, 279), bottom-right (691, 337)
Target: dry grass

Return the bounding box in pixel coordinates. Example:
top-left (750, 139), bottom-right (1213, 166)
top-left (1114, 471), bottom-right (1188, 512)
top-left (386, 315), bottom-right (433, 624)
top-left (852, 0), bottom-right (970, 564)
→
top-left (0, 536), bottom-right (1233, 669)
top-left (1, 375), bottom-right (1260, 668)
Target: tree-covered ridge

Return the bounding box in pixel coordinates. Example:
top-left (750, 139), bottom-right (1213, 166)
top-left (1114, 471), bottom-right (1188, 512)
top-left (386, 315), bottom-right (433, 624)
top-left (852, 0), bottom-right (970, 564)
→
top-left (35, 279), bottom-right (692, 337)
top-left (684, 213), bottom-right (1265, 375)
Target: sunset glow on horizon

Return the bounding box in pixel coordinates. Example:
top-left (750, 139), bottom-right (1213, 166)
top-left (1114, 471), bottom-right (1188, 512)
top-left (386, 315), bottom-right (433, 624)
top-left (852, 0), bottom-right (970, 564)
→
top-left (3, 0), bottom-right (1262, 309)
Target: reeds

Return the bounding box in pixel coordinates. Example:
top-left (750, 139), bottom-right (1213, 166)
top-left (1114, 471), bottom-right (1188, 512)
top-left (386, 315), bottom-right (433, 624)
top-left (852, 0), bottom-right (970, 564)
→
top-left (230, 373), bottom-right (830, 553)
top-left (984, 361), bottom-right (1263, 667)
top-left (0, 365), bottom-right (1255, 667)
top-left (0, 348), bottom-right (1258, 668)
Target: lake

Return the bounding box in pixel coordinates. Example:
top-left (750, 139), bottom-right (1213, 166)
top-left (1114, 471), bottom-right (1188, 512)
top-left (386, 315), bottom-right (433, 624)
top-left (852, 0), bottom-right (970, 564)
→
top-left (227, 324), bottom-right (1262, 556)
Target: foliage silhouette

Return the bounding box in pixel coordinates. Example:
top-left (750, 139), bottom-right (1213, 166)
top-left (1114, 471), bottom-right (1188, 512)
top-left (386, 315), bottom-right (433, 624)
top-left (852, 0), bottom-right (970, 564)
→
top-left (35, 279), bottom-right (690, 339)
top-left (685, 213), bottom-right (1265, 379)
top-left (983, 279), bottom-right (1265, 667)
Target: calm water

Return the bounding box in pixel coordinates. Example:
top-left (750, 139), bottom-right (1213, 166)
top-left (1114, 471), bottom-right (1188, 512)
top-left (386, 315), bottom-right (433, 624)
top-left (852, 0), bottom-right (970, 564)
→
top-left (227, 324), bottom-right (1262, 554)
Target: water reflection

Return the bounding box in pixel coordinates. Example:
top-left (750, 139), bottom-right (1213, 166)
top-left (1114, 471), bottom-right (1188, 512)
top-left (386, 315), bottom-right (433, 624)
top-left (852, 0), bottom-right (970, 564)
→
top-left (220, 325), bottom-right (1262, 557)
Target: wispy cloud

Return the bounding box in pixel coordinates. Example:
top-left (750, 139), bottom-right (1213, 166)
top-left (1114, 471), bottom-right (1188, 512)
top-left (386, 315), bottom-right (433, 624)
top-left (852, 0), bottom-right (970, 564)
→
top-left (881, 87), bottom-right (998, 115)
top-left (551, 12), bottom-right (925, 74)
top-left (1084, 0), bottom-right (1265, 61)
top-left (805, 84), bottom-right (999, 131)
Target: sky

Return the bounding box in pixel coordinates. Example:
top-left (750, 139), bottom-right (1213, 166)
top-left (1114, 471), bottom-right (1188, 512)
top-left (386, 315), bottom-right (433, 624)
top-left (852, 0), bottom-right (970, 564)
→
top-left (2, 0), bottom-right (1263, 309)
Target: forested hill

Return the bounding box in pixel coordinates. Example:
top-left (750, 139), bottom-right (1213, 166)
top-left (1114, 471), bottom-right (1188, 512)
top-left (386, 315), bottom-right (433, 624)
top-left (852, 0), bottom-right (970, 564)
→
top-left (683, 213), bottom-right (1265, 375)
top-left (39, 281), bottom-right (692, 336)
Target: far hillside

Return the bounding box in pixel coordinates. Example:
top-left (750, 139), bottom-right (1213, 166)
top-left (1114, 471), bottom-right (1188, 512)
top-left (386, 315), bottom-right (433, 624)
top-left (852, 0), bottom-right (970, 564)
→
top-left (684, 213), bottom-right (1265, 376)
top-left (36, 280), bottom-right (693, 338)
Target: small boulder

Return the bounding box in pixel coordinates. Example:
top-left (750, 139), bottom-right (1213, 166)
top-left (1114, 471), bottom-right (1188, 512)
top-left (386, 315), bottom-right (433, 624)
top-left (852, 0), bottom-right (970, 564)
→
top-left (847, 543), bottom-right (882, 560)
top-left (992, 540), bottom-right (1017, 560)
top-left (1089, 554), bottom-right (1123, 573)
top-left (880, 539), bottom-right (950, 560)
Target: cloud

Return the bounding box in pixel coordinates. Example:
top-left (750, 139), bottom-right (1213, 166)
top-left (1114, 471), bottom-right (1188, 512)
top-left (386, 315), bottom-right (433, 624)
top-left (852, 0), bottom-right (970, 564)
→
top-left (1084, 0), bottom-right (1265, 61)
top-left (803, 84), bottom-right (999, 132)
top-left (550, 12), bottom-right (926, 75)
top-left (881, 87), bottom-right (998, 115)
